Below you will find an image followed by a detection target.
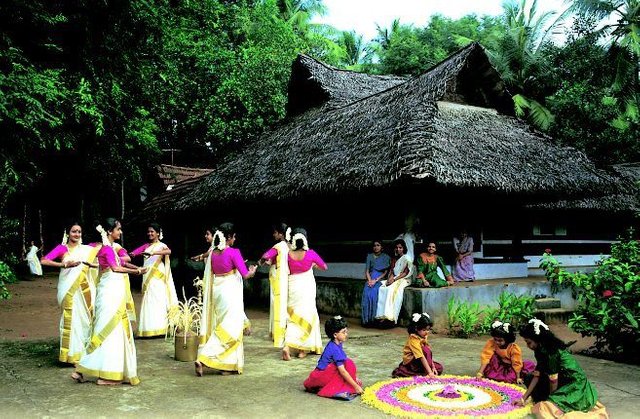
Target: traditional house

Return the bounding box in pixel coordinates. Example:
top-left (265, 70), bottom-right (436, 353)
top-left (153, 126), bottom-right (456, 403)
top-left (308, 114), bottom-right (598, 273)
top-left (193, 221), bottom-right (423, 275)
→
top-left (142, 43), bottom-right (622, 279)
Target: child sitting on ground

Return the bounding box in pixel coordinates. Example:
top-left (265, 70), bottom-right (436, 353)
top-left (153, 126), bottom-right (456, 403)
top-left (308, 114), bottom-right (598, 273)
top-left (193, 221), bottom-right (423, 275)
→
top-left (303, 316), bottom-right (364, 400)
top-left (516, 319), bottom-right (609, 418)
top-left (392, 312), bottom-right (443, 378)
top-left (477, 320), bottom-right (534, 384)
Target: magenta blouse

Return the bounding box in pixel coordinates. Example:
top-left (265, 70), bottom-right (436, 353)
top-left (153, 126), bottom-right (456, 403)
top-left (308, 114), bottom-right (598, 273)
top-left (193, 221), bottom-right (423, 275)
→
top-left (287, 249), bottom-right (327, 275)
top-left (43, 244), bottom-right (68, 261)
top-left (261, 247), bottom-right (278, 264)
top-left (97, 245), bottom-right (122, 270)
top-left (130, 243), bottom-right (150, 256)
top-left (210, 247), bottom-right (250, 276)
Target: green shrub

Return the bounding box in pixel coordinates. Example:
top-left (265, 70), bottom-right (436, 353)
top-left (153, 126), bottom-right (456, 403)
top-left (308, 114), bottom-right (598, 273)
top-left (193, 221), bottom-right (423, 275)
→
top-left (541, 229), bottom-right (640, 359)
top-left (0, 261), bottom-right (18, 300)
top-left (495, 291), bottom-right (536, 329)
top-left (447, 297), bottom-right (483, 338)
top-left (447, 291), bottom-right (538, 338)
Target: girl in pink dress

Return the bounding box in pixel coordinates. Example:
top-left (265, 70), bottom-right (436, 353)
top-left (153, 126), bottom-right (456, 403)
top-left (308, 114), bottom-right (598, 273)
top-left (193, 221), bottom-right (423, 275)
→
top-left (303, 316), bottom-right (364, 400)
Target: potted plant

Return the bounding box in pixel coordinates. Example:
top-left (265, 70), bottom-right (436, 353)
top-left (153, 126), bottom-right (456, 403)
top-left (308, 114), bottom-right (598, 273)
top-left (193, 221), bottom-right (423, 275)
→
top-left (167, 278), bottom-right (202, 362)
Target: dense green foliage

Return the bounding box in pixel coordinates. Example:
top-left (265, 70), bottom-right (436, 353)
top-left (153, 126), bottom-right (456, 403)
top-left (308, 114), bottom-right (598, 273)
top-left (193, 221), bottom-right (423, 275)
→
top-left (540, 232), bottom-right (640, 360)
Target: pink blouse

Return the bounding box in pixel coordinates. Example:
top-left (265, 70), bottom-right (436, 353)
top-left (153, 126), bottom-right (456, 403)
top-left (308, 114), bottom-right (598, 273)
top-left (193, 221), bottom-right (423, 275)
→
top-left (43, 244), bottom-right (68, 261)
top-left (210, 247), bottom-right (249, 276)
top-left (130, 243), bottom-right (150, 256)
top-left (288, 249), bottom-right (327, 275)
top-left (262, 247), bottom-right (278, 264)
top-left (97, 245), bottom-right (121, 270)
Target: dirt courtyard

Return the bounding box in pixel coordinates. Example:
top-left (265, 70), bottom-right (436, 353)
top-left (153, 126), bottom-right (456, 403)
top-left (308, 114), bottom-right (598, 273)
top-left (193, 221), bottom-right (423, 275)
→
top-left (1, 274), bottom-right (639, 418)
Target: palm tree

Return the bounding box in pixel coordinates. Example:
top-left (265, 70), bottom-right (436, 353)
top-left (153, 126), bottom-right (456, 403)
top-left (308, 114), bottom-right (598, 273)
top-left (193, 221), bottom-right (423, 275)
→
top-left (275, 0), bottom-right (327, 36)
top-left (489, 0), bottom-right (568, 129)
top-left (569, 0), bottom-right (640, 129)
top-left (340, 30), bottom-right (365, 66)
top-left (374, 18), bottom-right (401, 51)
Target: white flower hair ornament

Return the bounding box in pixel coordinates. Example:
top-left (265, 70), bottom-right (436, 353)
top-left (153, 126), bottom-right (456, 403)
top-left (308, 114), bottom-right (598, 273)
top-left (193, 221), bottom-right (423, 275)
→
top-left (159, 230), bottom-right (164, 241)
top-left (291, 232), bottom-right (309, 250)
top-left (96, 225), bottom-right (110, 246)
top-left (422, 312), bottom-right (431, 320)
top-left (61, 230), bottom-right (69, 245)
top-left (491, 321), bottom-right (511, 333)
top-left (529, 318), bottom-right (549, 335)
top-left (285, 227), bottom-right (292, 243)
top-left (333, 315), bottom-right (342, 320)
top-left (213, 230), bottom-right (226, 251)
top-left (412, 313), bottom-right (422, 322)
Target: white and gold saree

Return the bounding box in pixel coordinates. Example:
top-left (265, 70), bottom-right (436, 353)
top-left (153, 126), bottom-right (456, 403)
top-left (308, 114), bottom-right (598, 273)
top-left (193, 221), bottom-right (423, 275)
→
top-left (137, 242), bottom-right (178, 337)
top-left (269, 240), bottom-right (290, 347)
top-left (197, 270), bottom-right (245, 373)
top-left (284, 269), bottom-right (323, 354)
top-left (57, 244), bottom-right (100, 364)
top-left (77, 249), bottom-right (139, 385)
top-left (376, 254), bottom-right (411, 322)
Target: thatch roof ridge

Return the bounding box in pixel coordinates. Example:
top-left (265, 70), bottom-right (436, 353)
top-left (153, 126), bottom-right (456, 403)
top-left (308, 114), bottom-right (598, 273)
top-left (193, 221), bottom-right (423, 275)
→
top-left (286, 54), bottom-right (408, 115)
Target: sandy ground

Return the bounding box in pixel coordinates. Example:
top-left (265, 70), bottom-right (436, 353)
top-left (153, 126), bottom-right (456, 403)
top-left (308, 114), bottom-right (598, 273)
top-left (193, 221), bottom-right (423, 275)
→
top-left (1, 273), bottom-right (639, 418)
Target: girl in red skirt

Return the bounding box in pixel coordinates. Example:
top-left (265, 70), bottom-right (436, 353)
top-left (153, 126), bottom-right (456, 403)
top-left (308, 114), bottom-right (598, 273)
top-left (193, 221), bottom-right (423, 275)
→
top-left (476, 320), bottom-right (534, 383)
top-left (303, 316), bottom-right (364, 400)
top-left (392, 312), bottom-right (443, 378)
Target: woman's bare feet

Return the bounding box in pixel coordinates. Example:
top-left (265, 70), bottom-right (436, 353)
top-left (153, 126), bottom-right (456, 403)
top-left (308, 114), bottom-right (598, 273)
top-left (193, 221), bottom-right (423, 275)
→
top-left (243, 327), bottom-right (252, 336)
top-left (297, 350), bottom-right (307, 359)
top-left (71, 371), bottom-right (84, 383)
top-left (96, 378), bottom-right (122, 386)
top-left (282, 346), bottom-right (291, 361)
top-left (195, 361), bottom-right (204, 377)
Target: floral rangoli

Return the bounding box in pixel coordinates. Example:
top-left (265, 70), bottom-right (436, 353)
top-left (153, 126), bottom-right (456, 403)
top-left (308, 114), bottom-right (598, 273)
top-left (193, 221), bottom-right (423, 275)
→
top-left (362, 375), bottom-right (531, 418)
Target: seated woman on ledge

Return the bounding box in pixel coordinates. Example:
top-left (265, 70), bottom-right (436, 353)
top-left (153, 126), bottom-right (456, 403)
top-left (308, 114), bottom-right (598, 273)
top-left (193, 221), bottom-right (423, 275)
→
top-left (375, 239), bottom-right (412, 324)
top-left (414, 242), bottom-right (454, 288)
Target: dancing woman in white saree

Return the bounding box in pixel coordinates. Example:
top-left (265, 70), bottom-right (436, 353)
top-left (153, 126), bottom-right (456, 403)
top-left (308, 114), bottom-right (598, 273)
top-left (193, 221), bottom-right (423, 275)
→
top-left (280, 227), bottom-right (326, 361)
top-left (73, 218), bottom-right (146, 386)
top-left (26, 241), bottom-right (43, 276)
top-left (196, 223), bottom-right (257, 376)
top-left (259, 222), bottom-right (291, 348)
top-left (41, 223), bottom-right (100, 364)
top-left (130, 223), bottom-right (178, 337)
top-left (376, 239), bottom-right (412, 323)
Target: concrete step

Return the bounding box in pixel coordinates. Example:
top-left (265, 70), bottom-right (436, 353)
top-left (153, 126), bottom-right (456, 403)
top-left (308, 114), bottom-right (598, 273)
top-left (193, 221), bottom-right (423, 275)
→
top-left (535, 298), bottom-right (561, 309)
top-left (535, 308), bottom-right (573, 325)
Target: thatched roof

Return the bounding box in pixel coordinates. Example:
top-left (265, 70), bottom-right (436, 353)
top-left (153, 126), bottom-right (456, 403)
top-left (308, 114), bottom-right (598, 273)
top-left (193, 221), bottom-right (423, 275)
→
top-left (172, 43), bottom-right (616, 211)
top-left (527, 163), bottom-right (640, 212)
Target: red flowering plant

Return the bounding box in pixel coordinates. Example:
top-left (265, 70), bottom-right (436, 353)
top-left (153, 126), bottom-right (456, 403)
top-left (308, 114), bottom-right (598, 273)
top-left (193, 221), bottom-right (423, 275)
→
top-left (541, 229), bottom-right (640, 360)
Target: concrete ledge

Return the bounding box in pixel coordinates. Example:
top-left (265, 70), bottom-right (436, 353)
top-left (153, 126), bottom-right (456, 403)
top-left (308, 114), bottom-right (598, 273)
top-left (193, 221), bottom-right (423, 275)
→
top-left (311, 261), bottom-right (529, 280)
top-left (245, 275), bottom-right (576, 329)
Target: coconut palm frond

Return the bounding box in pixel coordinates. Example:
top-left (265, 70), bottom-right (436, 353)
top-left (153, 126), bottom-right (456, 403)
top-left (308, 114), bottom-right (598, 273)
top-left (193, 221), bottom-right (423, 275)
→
top-left (527, 98), bottom-right (554, 130)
